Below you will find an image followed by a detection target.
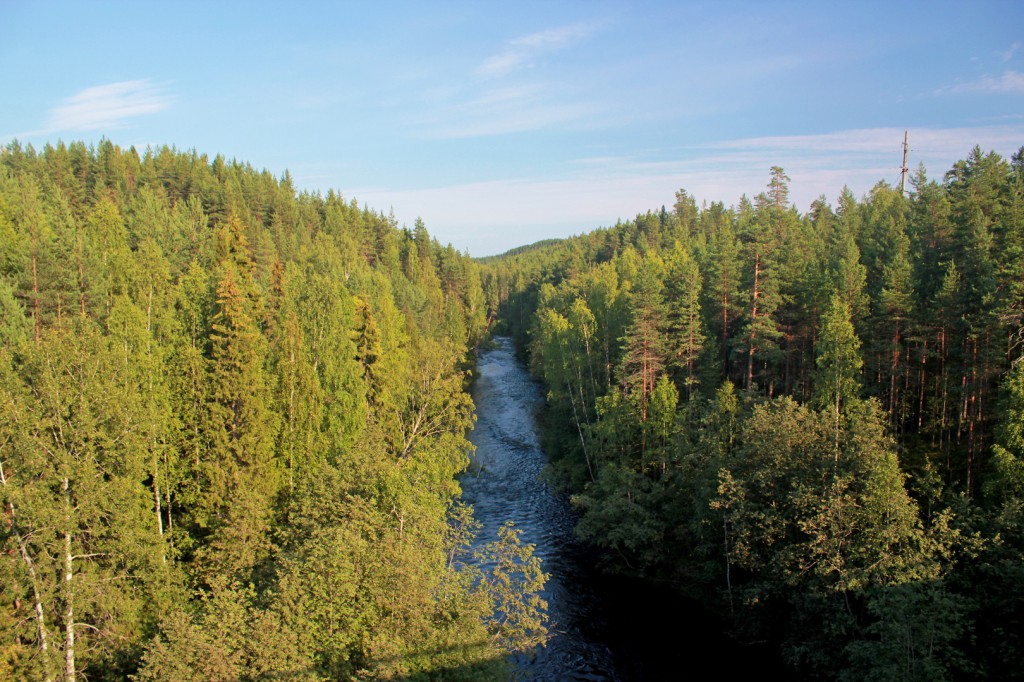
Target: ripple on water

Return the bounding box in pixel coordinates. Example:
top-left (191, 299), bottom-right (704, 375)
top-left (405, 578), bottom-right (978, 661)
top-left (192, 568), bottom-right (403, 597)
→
top-left (462, 338), bottom-right (619, 681)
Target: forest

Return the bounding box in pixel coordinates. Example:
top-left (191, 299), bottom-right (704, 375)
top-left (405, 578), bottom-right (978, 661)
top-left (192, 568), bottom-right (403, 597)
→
top-left (0, 140), bottom-right (547, 681)
top-left (2, 138), bottom-right (1023, 681)
top-left (488, 152), bottom-right (1024, 680)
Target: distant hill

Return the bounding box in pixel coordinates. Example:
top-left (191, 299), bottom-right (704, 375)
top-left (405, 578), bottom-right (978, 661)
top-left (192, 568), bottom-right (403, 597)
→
top-left (477, 237), bottom-right (565, 262)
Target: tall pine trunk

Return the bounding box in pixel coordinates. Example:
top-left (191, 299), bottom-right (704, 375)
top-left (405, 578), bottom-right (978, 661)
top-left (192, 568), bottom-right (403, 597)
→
top-left (62, 477), bottom-right (75, 682)
top-left (746, 253), bottom-right (760, 391)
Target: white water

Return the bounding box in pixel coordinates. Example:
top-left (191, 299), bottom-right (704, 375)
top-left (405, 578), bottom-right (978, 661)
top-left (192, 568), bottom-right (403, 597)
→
top-left (462, 337), bottom-right (620, 681)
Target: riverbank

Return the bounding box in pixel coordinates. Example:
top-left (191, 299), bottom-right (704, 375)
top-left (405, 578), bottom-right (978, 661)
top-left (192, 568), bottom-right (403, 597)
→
top-left (462, 337), bottom-right (785, 680)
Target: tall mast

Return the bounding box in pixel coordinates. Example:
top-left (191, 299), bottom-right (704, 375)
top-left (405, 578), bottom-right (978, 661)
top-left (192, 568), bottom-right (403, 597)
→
top-left (899, 130), bottom-right (909, 195)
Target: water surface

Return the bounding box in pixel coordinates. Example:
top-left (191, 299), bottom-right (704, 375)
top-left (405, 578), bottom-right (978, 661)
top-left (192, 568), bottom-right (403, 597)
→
top-left (462, 336), bottom-right (785, 681)
top-left (462, 336), bottom-right (619, 680)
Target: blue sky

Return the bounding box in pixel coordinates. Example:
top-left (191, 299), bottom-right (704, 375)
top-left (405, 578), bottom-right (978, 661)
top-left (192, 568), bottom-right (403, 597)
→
top-left (2, 1), bottom-right (1023, 256)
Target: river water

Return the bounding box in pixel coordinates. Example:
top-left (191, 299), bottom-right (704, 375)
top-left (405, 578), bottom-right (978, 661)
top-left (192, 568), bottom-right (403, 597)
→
top-left (461, 337), bottom-right (780, 681)
top-left (463, 337), bottom-right (719, 680)
top-left (462, 336), bottom-right (620, 680)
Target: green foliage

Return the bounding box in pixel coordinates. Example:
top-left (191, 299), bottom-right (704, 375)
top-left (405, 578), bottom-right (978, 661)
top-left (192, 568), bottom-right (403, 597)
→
top-left (0, 140), bottom-right (534, 681)
top-left (663, 242), bottom-right (707, 398)
top-left (843, 582), bottom-right (969, 682)
top-left (616, 263), bottom-right (668, 422)
top-left (0, 277), bottom-right (31, 348)
top-left (487, 146), bottom-right (1024, 679)
top-left (477, 522), bottom-right (549, 653)
top-left (813, 293), bottom-right (863, 415)
top-left (1, 324), bottom-right (172, 680)
top-left (8, 135), bottom-right (1024, 681)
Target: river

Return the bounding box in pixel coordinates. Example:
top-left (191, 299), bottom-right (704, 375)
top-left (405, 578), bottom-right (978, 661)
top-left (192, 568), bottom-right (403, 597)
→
top-left (461, 336), bottom-right (619, 680)
top-left (462, 336), bottom-right (729, 680)
top-left (460, 336), bottom-right (789, 680)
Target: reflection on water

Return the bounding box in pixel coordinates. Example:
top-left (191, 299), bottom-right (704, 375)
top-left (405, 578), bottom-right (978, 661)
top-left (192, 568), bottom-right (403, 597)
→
top-left (462, 337), bottom-right (619, 681)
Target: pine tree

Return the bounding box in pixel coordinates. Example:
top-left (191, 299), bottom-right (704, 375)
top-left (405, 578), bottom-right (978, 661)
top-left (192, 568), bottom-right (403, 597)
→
top-left (1, 324), bottom-right (165, 680)
top-left (201, 217), bottom-right (281, 578)
top-left (664, 242), bottom-right (706, 399)
top-left (618, 265), bottom-right (668, 424)
top-left (700, 202), bottom-right (742, 379)
top-left (814, 294), bottom-right (863, 464)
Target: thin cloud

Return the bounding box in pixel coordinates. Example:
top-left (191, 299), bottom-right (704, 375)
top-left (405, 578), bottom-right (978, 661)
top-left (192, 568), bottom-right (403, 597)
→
top-left (936, 71), bottom-right (1024, 95)
top-left (983, 113), bottom-right (1024, 122)
top-left (417, 81), bottom-right (601, 139)
top-left (1002, 41), bottom-right (1021, 62)
top-left (707, 126), bottom-right (1024, 157)
top-left (510, 23), bottom-right (593, 49)
top-left (411, 21), bottom-right (603, 139)
top-left (46, 80), bottom-right (170, 132)
top-left (477, 22), bottom-right (596, 78)
top-left (426, 100), bottom-right (596, 139)
top-left (357, 123), bottom-right (1024, 255)
top-left (345, 166), bottom-right (879, 256)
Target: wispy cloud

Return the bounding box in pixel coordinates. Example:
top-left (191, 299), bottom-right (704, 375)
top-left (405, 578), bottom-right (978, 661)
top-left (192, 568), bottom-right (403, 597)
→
top-left (477, 22), bottom-right (596, 78)
top-left (45, 80), bottom-right (170, 132)
top-left (1002, 41), bottom-right (1021, 62)
top-left (404, 21), bottom-right (606, 140)
top-left (413, 22), bottom-right (604, 139)
top-left (936, 71), bottom-right (1024, 95)
top-left (348, 124), bottom-right (1024, 256)
top-left (424, 86), bottom-right (598, 139)
top-left (707, 126), bottom-right (1024, 157)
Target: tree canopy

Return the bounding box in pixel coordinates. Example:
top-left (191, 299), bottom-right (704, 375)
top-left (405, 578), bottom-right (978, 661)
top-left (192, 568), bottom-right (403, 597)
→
top-left (487, 150), bottom-right (1024, 680)
top-left (0, 139), bottom-right (543, 681)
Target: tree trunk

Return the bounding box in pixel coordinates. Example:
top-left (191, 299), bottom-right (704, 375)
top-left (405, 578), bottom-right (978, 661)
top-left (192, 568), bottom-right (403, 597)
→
top-left (13, 520), bottom-right (53, 681)
top-left (2, 457), bottom-right (52, 679)
top-left (32, 241), bottom-right (40, 344)
top-left (722, 285), bottom-right (730, 375)
top-left (63, 477), bottom-right (75, 682)
top-left (152, 452), bottom-right (165, 564)
top-left (566, 379), bottom-right (594, 482)
top-left (723, 515), bottom-right (733, 616)
top-left (746, 254), bottom-right (760, 391)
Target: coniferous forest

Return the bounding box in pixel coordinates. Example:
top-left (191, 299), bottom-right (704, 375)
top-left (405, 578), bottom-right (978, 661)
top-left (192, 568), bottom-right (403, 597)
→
top-left (0, 140), bottom-right (547, 681)
top-left (491, 152), bottom-right (1024, 680)
top-left (2, 139), bottom-right (1024, 681)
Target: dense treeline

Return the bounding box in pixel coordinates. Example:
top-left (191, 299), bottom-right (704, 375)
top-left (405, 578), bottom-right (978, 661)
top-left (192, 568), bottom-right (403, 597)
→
top-left (488, 151), bottom-right (1024, 680)
top-left (0, 139), bottom-right (546, 681)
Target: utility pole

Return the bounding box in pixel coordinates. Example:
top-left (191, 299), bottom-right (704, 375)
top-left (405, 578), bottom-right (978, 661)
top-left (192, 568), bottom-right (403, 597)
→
top-left (899, 130), bottom-right (909, 195)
